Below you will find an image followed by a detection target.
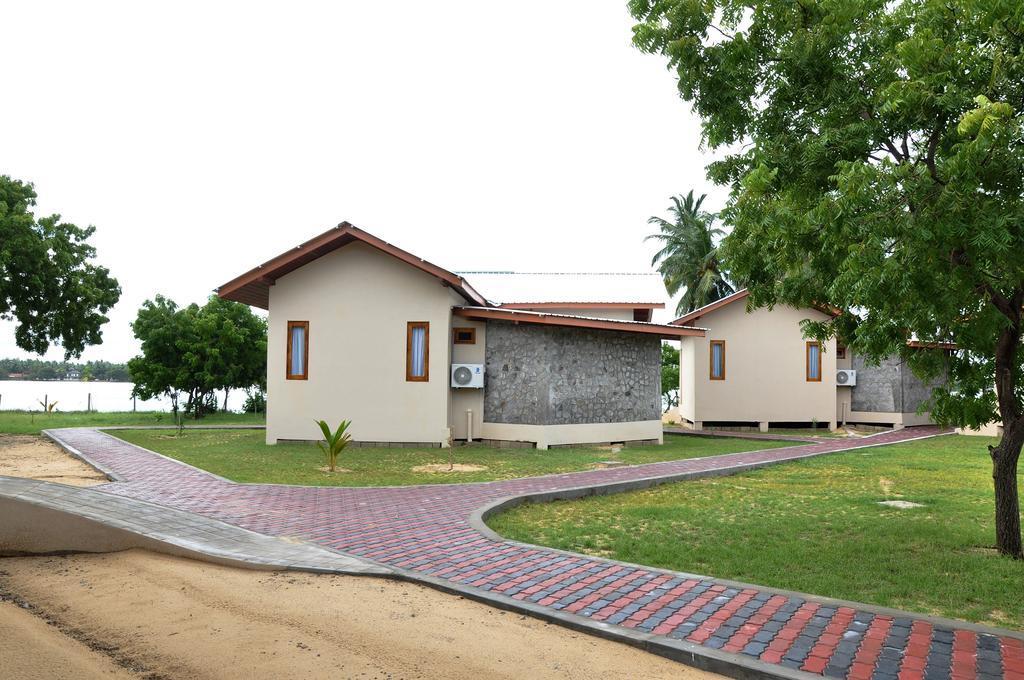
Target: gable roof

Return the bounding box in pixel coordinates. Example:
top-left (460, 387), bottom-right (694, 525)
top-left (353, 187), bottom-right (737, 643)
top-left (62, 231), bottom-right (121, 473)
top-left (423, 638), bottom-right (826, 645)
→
top-left (217, 222), bottom-right (488, 309)
top-left (670, 289), bottom-right (842, 325)
top-left (670, 289), bottom-right (751, 325)
top-left (458, 271), bottom-right (667, 308)
top-left (454, 306), bottom-right (705, 339)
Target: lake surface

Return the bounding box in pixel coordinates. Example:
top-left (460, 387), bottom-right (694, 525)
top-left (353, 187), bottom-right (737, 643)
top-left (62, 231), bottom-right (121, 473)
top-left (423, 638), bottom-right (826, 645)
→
top-left (0, 380), bottom-right (234, 412)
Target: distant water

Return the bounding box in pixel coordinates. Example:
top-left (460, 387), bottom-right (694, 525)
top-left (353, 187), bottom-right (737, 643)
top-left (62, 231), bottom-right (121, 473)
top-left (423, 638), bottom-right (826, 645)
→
top-left (0, 380), bottom-right (235, 412)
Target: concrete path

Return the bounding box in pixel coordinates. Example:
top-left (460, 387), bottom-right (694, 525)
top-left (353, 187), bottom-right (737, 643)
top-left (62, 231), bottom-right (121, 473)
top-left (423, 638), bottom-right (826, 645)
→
top-left (40, 426), bottom-right (1024, 680)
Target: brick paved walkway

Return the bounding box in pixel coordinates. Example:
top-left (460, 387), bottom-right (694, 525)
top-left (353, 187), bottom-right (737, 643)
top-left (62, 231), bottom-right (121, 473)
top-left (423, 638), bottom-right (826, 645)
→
top-left (45, 426), bottom-right (1024, 680)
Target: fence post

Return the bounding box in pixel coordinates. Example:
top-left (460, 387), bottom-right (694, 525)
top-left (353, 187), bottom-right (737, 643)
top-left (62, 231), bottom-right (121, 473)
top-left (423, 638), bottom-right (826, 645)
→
top-left (133, 395), bottom-right (137, 412)
top-left (87, 392), bottom-right (92, 412)
top-left (44, 394), bottom-right (48, 412)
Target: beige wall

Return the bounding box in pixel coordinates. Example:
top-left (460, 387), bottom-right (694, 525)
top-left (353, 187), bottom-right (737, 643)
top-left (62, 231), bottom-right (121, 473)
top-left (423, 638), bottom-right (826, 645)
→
top-left (480, 420), bottom-right (663, 450)
top-left (449, 319), bottom-right (486, 440)
top-left (959, 421), bottom-right (1003, 437)
top-left (678, 337), bottom-right (697, 423)
top-left (266, 242), bottom-right (456, 445)
top-left (680, 303), bottom-right (837, 427)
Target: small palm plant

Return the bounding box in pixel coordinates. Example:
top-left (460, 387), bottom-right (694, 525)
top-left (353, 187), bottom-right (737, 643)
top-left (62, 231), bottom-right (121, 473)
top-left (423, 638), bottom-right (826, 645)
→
top-left (315, 419), bottom-right (353, 472)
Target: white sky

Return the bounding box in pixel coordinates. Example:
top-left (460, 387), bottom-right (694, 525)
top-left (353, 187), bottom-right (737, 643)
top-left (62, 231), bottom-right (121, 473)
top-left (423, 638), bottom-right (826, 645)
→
top-left (1, 1), bottom-right (723, 363)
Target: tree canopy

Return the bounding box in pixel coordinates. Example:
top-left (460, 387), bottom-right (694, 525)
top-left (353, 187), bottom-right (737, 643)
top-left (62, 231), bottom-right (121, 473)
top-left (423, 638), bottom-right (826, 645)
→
top-left (0, 176), bottom-right (121, 358)
top-left (128, 295), bottom-right (266, 416)
top-left (630, 0), bottom-right (1024, 556)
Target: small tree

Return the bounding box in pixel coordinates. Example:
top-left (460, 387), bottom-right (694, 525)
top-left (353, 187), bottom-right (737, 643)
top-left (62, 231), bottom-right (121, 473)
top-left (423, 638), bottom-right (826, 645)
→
top-left (660, 343), bottom-right (680, 413)
top-left (129, 295), bottom-right (266, 418)
top-left (315, 420), bottom-right (352, 472)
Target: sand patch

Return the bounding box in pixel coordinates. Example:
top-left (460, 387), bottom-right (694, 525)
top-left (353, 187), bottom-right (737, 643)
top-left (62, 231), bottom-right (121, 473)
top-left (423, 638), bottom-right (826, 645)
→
top-left (592, 460), bottom-right (627, 469)
top-left (315, 466), bottom-right (352, 474)
top-left (878, 500), bottom-right (925, 509)
top-left (413, 463), bottom-right (488, 473)
top-left (0, 434), bottom-right (108, 487)
top-left (0, 550), bottom-right (719, 680)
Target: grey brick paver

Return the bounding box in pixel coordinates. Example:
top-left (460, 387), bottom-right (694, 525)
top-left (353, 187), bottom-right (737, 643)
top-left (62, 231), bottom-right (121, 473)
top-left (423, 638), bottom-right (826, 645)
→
top-left (21, 425), bottom-right (1022, 680)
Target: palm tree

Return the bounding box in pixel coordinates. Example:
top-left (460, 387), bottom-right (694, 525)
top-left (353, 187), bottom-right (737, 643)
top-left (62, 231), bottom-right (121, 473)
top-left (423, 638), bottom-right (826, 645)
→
top-left (646, 191), bottom-right (736, 316)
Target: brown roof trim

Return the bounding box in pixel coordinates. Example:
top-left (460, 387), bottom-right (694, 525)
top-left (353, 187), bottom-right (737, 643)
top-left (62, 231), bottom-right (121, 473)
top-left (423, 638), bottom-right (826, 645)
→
top-left (217, 223), bottom-right (489, 309)
top-left (498, 302), bottom-right (665, 310)
top-left (671, 289), bottom-right (842, 325)
top-left (907, 340), bottom-right (957, 350)
top-left (454, 306), bottom-right (705, 339)
top-left (670, 289), bottom-right (750, 325)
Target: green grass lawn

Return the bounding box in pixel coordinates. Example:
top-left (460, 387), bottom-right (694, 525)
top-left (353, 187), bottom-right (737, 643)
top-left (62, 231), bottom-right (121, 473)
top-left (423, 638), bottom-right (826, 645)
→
top-left (0, 410), bottom-right (265, 435)
top-left (488, 434), bottom-right (1024, 630)
top-left (108, 429), bottom-right (794, 487)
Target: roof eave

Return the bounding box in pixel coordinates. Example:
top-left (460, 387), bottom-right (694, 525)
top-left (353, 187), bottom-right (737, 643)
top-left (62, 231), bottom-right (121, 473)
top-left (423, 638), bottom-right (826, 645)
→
top-left (454, 306), bottom-right (705, 339)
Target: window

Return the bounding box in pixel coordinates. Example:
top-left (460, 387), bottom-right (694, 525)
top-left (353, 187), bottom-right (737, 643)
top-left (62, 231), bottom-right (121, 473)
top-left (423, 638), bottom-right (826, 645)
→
top-left (453, 327), bottom-right (476, 345)
top-left (407, 321), bottom-right (429, 381)
top-left (286, 321), bottom-right (308, 380)
top-left (806, 341), bottom-right (821, 382)
top-left (709, 340), bottom-right (725, 380)
top-left (836, 344), bottom-right (847, 360)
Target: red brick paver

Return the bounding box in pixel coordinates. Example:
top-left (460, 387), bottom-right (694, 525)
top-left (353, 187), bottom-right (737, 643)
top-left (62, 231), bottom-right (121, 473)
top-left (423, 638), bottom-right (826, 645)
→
top-left (46, 426), bottom-right (1021, 680)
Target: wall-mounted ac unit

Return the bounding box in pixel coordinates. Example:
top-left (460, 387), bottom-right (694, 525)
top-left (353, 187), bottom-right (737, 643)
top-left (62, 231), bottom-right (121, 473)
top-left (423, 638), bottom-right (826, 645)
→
top-left (451, 363), bottom-right (484, 388)
top-left (836, 369), bottom-right (857, 386)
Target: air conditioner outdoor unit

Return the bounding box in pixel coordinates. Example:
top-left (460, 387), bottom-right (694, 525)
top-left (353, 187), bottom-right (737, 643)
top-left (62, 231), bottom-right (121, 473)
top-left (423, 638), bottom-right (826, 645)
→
top-left (836, 369), bottom-right (857, 386)
top-left (451, 363), bottom-right (484, 389)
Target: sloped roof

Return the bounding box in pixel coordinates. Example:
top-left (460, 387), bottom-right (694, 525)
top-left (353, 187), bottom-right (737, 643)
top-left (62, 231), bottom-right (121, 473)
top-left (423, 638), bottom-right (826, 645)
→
top-left (217, 223), bottom-right (487, 309)
top-left (458, 271), bottom-right (668, 307)
top-left (670, 289), bottom-right (751, 325)
top-left (454, 307), bottom-right (705, 339)
top-left (671, 289), bottom-right (841, 325)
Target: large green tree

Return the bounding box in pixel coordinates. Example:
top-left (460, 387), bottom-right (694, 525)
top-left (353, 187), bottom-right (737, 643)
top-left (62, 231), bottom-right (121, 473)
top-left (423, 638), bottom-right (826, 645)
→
top-left (630, 0), bottom-right (1024, 556)
top-left (0, 176), bottom-right (120, 357)
top-left (646, 191), bottom-right (736, 315)
top-left (129, 295), bottom-right (266, 417)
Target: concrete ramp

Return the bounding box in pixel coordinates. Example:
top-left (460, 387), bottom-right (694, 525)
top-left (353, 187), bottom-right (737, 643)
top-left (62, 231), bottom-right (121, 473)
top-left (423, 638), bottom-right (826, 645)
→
top-left (0, 476), bottom-right (390, 576)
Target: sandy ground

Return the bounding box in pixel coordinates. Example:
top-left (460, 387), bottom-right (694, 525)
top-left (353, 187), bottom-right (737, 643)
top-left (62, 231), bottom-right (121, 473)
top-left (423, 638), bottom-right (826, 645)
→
top-left (0, 434), bottom-right (108, 486)
top-left (0, 550), bottom-right (722, 680)
top-left (0, 435), bottom-right (723, 680)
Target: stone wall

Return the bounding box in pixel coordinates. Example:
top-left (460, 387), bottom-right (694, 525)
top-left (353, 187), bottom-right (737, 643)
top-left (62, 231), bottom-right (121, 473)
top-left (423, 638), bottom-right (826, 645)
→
top-left (851, 354), bottom-right (903, 412)
top-left (484, 321), bottom-right (661, 425)
top-left (851, 353), bottom-right (943, 413)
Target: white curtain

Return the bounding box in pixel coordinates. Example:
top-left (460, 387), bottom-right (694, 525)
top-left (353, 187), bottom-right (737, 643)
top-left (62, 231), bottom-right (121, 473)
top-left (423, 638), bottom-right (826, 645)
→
top-left (410, 326), bottom-right (426, 377)
top-left (290, 325), bottom-right (305, 375)
top-left (808, 344), bottom-right (820, 379)
top-left (712, 344), bottom-right (723, 377)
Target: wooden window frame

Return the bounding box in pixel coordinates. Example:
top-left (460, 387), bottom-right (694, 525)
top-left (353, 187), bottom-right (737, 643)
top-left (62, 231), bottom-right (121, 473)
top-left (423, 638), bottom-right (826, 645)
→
top-left (709, 340), bottom-right (726, 381)
top-left (406, 321), bottom-right (430, 382)
top-left (806, 341), bottom-right (822, 382)
top-left (286, 321), bottom-right (309, 380)
top-left (453, 327), bottom-right (476, 345)
top-left (836, 344), bottom-right (846, 360)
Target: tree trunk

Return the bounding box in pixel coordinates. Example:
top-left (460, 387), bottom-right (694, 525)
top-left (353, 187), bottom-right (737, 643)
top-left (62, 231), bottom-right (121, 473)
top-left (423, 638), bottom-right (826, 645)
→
top-left (991, 425), bottom-right (1023, 559)
top-left (991, 310), bottom-right (1024, 559)
top-left (222, 389), bottom-right (230, 413)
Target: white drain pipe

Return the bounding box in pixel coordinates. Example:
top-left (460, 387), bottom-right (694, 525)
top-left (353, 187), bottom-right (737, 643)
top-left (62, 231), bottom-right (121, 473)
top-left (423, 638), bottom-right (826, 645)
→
top-left (466, 409), bottom-right (473, 443)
